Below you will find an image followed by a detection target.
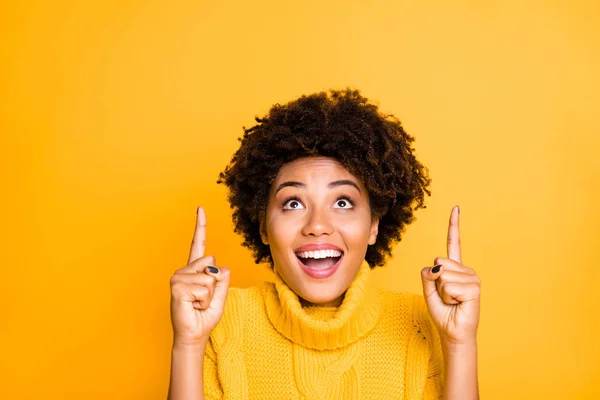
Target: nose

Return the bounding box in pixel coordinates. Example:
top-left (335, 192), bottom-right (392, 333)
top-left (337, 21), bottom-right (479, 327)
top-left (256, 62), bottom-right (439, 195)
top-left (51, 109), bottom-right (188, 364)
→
top-left (301, 207), bottom-right (334, 237)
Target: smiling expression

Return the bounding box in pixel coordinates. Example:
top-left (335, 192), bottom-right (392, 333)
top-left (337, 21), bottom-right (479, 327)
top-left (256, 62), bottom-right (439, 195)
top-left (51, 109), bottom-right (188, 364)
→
top-left (260, 157), bottom-right (379, 307)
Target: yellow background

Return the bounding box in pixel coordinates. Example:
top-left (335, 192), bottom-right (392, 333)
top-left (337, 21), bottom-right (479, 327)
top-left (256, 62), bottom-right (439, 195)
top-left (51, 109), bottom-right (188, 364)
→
top-left (2, 0), bottom-right (599, 398)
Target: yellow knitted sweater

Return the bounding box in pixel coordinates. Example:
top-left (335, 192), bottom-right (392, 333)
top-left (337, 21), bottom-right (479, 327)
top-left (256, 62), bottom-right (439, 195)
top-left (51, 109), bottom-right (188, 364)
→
top-left (203, 261), bottom-right (444, 399)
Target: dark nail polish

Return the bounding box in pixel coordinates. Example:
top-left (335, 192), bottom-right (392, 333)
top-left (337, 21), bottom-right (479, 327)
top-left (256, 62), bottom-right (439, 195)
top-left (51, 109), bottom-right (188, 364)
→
top-left (457, 205), bottom-right (460, 215)
top-left (431, 265), bottom-right (442, 273)
top-left (207, 266), bottom-right (219, 274)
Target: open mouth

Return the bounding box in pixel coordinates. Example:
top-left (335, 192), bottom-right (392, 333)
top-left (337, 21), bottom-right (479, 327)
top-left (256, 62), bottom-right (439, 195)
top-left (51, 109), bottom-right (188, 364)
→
top-left (295, 249), bottom-right (343, 270)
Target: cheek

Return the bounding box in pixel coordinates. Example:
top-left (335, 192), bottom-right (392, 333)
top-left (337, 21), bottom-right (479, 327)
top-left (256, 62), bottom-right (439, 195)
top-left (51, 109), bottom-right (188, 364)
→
top-left (267, 215), bottom-right (298, 248)
top-left (337, 216), bottom-right (372, 246)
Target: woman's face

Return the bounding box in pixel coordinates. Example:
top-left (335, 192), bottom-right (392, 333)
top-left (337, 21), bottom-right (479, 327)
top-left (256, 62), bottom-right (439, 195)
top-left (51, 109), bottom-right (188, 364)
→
top-left (261, 156), bottom-right (379, 307)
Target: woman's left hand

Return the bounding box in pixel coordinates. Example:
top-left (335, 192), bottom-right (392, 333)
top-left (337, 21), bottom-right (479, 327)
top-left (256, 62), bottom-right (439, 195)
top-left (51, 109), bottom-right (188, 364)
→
top-left (421, 206), bottom-right (481, 345)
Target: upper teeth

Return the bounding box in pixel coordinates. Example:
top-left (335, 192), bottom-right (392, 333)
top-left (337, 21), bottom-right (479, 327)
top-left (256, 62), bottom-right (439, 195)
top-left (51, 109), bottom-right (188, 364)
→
top-left (296, 249), bottom-right (342, 259)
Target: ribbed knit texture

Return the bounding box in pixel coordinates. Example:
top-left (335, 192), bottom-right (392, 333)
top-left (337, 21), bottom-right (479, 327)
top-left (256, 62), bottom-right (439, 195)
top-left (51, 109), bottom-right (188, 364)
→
top-left (204, 261), bottom-right (444, 399)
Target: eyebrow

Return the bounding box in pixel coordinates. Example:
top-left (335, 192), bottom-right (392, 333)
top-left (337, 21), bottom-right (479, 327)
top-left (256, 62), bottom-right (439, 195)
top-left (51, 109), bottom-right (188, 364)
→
top-left (274, 179), bottom-right (362, 194)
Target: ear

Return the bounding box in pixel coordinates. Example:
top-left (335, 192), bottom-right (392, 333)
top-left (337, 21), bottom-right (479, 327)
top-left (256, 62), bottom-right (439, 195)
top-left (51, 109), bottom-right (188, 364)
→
top-left (368, 217), bottom-right (379, 245)
top-left (259, 214), bottom-right (269, 245)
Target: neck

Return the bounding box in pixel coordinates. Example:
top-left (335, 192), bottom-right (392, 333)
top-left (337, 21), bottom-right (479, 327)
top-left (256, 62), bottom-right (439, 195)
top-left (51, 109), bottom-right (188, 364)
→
top-left (264, 260), bottom-right (384, 350)
top-left (300, 292), bottom-right (346, 308)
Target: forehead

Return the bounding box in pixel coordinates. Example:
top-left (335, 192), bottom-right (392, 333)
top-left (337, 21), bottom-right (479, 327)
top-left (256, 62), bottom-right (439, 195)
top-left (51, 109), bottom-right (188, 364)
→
top-left (274, 157), bottom-right (356, 182)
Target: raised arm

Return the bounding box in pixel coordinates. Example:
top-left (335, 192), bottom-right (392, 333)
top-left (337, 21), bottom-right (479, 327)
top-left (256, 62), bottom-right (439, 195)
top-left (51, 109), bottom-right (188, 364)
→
top-left (420, 206), bottom-right (481, 400)
top-left (167, 207), bottom-right (230, 400)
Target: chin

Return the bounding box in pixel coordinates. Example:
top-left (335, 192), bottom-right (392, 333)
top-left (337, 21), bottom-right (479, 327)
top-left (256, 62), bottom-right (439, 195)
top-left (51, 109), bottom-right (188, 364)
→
top-left (302, 295), bottom-right (336, 305)
top-left (298, 285), bottom-right (345, 306)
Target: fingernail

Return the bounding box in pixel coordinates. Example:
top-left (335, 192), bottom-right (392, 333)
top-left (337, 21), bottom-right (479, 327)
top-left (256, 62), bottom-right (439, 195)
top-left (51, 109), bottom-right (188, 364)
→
top-left (457, 205), bottom-right (460, 215)
top-left (431, 264), bottom-right (442, 273)
top-left (207, 266), bottom-right (219, 274)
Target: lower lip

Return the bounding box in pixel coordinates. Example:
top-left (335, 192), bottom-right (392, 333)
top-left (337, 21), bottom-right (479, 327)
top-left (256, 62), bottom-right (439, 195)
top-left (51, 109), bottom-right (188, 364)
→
top-left (296, 255), bottom-right (343, 279)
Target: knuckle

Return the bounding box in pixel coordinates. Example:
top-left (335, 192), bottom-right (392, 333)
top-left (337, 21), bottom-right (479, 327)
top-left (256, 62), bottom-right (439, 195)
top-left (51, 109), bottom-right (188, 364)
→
top-left (197, 272), bottom-right (216, 284)
top-left (201, 285), bottom-right (211, 295)
top-left (217, 266), bottom-right (231, 279)
top-left (469, 284), bottom-right (481, 298)
top-left (436, 280), bottom-right (445, 292)
top-left (197, 285), bottom-right (210, 299)
top-left (204, 255), bottom-right (216, 264)
top-left (194, 276), bottom-right (210, 289)
top-left (441, 281), bottom-right (454, 293)
top-left (173, 266), bottom-right (187, 274)
top-left (170, 281), bottom-right (184, 294)
top-left (204, 274), bottom-right (217, 287)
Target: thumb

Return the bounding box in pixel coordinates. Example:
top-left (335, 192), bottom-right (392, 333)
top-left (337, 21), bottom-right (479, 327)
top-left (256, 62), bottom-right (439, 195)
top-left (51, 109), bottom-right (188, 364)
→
top-left (204, 266), bottom-right (231, 312)
top-left (421, 264), bottom-right (443, 302)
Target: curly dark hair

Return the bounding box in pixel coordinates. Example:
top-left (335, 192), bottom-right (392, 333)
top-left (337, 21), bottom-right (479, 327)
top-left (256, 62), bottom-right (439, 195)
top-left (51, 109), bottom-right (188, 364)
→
top-left (217, 88), bottom-right (431, 268)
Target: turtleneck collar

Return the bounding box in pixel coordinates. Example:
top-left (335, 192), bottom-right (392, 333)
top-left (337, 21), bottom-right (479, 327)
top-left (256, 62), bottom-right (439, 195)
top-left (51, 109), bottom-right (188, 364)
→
top-left (264, 260), bottom-right (384, 350)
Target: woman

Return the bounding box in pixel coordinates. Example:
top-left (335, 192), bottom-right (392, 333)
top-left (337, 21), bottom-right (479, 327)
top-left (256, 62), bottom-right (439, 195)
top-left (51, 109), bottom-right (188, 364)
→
top-left (168, 89), bottom-right (481, 399)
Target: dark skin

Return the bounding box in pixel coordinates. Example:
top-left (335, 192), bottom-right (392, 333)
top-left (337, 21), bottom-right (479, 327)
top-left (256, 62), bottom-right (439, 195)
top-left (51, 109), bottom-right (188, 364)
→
top-left (168, 206), bottom-right (480, 400)
top-left (421, 206), bottom-right (481, 399)
top-left (217, 88), bottom-right (432, 269)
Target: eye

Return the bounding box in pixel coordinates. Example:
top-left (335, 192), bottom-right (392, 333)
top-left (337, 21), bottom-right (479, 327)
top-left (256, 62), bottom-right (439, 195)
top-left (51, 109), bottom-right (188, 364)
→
top-left (283, 198), bottom-right (305, 210)
top-left (333, 197), bottom-right (354, 209)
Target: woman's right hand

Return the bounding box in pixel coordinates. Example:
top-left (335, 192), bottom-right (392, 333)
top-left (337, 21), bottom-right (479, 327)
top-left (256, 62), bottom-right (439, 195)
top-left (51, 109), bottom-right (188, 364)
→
top-left (169, 206), bottom-right (230, 347)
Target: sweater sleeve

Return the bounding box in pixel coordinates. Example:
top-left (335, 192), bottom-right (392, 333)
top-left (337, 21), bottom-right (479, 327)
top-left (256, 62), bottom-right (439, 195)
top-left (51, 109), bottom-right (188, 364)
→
top-left (203, 338), bottom-right (223, 400)
top-left (419, 295), bottom-right (445, 400)
top-left (422, 341), bottom-right (444, 400)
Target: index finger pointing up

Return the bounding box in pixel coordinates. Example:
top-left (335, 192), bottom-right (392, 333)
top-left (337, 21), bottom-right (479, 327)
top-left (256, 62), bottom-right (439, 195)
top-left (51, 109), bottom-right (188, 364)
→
top-left (188, 206), bottom-right (207, 264)
top-left (447, 205), bottom-right (462, 264)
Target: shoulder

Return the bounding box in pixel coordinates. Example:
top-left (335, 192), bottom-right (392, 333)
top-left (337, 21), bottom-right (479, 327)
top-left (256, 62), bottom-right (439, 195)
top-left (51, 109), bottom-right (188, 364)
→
top-left (224, 285), bottom-right (265, 308)
top-left (380, 290), bottom-right (428, 316)
top-left (209, 284), bottom-right (267, 347)
top-left (219, 285), bottom-right (266, 322)
top-left (378, 290), bottom-right (439, 340)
